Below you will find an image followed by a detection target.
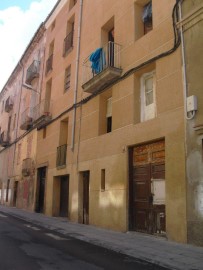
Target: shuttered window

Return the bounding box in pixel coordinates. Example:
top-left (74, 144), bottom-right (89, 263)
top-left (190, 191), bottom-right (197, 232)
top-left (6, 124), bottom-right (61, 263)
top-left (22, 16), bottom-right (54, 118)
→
top-left (64, 66), bottom-right (71, 92)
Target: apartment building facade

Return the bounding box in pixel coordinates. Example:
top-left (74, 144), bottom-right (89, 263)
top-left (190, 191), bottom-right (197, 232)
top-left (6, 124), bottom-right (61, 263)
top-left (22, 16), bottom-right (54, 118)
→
top-left (0, 0), bottom-right (202, 246)
top-left (0, 23), bottom-right (46, 210)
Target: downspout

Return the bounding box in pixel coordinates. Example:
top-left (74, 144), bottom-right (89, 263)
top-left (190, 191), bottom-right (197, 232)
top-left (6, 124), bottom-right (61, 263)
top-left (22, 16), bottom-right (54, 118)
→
top-left (71, 0), bottom-right (83, 150)
top-left (11, 60), bottom-right (24, 183)
top-left (179, 0), bottom-right (195, 120)
top-left (179, 1), bottom-right (188, 118)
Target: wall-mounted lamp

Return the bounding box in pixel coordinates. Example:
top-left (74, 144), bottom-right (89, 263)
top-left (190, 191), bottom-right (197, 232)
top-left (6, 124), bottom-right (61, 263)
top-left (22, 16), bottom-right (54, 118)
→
top-left (22, 83), bottom-right (40, 94)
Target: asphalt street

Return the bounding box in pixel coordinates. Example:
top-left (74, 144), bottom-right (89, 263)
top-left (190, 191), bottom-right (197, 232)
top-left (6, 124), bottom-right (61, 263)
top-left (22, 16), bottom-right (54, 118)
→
top-left (0, 211), bottom-right (170, 270)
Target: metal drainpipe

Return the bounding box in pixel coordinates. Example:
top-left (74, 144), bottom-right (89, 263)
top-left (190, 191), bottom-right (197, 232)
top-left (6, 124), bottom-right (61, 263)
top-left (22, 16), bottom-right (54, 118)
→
top-left (179, 1), bottom-right (188, 116)
top-left (179, 0), bottom-right (189, 237)
top-left (11, 60), bottom-right (24, 180)
top-left (71, 0), bottom-right (83, 150)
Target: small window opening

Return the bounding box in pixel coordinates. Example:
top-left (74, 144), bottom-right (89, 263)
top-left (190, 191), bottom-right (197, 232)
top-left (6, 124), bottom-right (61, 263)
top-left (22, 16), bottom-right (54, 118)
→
top-left (101, 169), bottom-right (106, 191)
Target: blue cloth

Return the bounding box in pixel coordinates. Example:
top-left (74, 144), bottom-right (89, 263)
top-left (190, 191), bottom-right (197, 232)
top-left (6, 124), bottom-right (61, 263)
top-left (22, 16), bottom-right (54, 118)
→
top-left (142, 1), bottom-right (152, 23)
top-left (89, 48), bottom-right (105, 74)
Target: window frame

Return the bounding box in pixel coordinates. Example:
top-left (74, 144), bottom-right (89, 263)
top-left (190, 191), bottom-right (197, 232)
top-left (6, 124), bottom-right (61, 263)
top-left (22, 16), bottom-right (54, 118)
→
top-left (140, 71), bottom-right (156, 122)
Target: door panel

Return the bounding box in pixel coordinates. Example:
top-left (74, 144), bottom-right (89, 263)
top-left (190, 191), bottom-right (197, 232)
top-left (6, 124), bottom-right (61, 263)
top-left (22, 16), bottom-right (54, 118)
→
top-left (133, 164), bottom-right (151, 233)
top-left (83, 171), bottom-right (89, 225)
top-left (130, 140), bottom-right (165, 235)
top-left (60, 176), bottom-right (69, 217)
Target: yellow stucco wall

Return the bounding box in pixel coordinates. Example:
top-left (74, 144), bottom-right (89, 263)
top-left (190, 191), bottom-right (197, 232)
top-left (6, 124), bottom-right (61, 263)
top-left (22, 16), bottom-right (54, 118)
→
top-left (34, 0), bottom-right (187, 244)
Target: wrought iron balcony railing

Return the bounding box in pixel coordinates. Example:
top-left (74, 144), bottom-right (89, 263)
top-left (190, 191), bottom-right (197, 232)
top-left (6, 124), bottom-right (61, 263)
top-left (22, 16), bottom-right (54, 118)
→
top-left (56, 144), bottom-right (67, 167)
top-left (63, 30), bottom-right (74, 55)
top-left (31, 99), bottom-right (52, 124)
top-left (20, 107), bottom-right (32, 130)
top-left (46, 54), bottom-right (53, 74)
top-left (22, 158), bottom-right (33, 176)
top-left (25, 60), bottom-right (40, 84)
top-left (82, 42), bottom-right (122, 93)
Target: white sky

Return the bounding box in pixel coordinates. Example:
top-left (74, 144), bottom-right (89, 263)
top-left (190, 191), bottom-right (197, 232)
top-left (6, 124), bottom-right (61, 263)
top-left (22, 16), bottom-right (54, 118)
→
top-left (0, 0), bottom-right (58, 91)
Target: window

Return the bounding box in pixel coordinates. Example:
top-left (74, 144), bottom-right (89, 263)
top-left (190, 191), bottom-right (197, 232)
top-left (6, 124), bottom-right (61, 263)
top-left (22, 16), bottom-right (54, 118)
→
top-left (46, 41), bottom-right (54, 74)
top-left (13, 114), bottom-right (16, 130)
top-left (99, 90), bottom-right (113, 135)
top-left (106, 97), bottom-right (112, 133)
top-left (27, 135), bottom-right (33, 158)
top-left (101, 169), bottom-right (106, 191)
top-left (45, 79), bottom-right (52, 106)
top-left (57, 119), bottom-right (68, 168)
top-left (64, 66), bottom-right (71, 92)
top-left (143, 1), bottom-right (152, 34)
top-left (141, 71), bottom-right (156, 121)
top-left (134, 0), bottom-right (153, 40)
top-left (17, 144), bottom-right (22, 165)
top-left (51, 20), bottom-right (56, 31)
top-left (1, 101), bottom-right (4, 114)
top-left (63, 18), bottom-right (74, 56)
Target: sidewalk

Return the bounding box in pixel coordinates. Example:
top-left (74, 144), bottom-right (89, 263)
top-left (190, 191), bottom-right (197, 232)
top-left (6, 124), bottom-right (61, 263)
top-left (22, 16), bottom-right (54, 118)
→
top-left (0, 205), bottom-right (202, 270)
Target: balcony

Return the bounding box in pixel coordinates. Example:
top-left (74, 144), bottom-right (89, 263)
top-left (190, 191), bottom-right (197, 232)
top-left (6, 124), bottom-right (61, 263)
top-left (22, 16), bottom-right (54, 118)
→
top-left (63, 30), bottom-right (74, 56)
top-left (31, 99), bottom-right (52, 127)
top-left (56, 144), bottom-right (67, 168)
top-left (22, 158), bottom-right (33, 176)
top-left (5, 96), bottom-right (14, 113)
top-left (0, 131), bottom-right (10, 147)
top-left (46, 54), bottom-right (53, 74)
top-left (20, 108), bottom-right (32, 130)
top-left (25, 60), bottom-right (40, 84)
top-left (82, 42), bottom-right (122, 93)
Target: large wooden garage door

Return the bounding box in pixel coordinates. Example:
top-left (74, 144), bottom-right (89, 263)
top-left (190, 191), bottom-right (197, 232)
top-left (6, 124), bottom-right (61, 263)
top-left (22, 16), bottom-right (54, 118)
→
top-left (130, 140), bottom-right (165, 235)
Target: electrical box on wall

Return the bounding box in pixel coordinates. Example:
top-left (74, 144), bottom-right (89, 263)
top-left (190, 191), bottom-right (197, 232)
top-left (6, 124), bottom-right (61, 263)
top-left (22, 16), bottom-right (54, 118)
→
top-left (187, 95), bottom-right (197, 112)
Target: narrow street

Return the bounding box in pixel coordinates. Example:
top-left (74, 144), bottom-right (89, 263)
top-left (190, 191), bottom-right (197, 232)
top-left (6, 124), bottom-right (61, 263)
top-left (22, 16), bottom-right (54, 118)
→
top-left (0, 211), bottom-right (169, 270)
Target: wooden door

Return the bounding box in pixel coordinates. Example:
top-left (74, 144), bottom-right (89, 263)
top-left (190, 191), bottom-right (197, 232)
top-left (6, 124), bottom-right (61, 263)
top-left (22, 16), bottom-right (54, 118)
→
top-left (130, 140), bottom-right (165, 235)
top-left (83, 171), bottom-right (89, 225)
top-left (133, 164), bottom-right (151, 232)
top-left (60, 176), bottom-right (69, 217)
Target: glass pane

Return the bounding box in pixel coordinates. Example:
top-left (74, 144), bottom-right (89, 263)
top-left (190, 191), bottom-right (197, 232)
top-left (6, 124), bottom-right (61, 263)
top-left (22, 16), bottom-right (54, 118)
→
top-left (145, 77), bottom-right (153, 105)
top-left (145, 91), bottom-right (153, 105)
